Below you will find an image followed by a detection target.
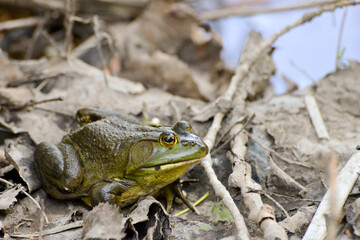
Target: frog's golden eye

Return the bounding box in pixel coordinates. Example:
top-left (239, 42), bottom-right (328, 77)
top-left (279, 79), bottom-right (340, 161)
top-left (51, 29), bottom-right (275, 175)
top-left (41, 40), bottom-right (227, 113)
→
top-left (159, 133), bottom-right (177, 148)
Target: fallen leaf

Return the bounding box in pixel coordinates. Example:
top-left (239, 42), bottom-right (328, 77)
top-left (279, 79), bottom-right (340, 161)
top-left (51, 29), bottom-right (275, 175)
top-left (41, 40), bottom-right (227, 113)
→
top-left (4, 133), bottom-right (40, 192)
top-left (82, 203), bottom-right (125, 240)
top-left (125, 196), bottom-right (172, 240)
top-left (0, 185), bottom-right (23, 209)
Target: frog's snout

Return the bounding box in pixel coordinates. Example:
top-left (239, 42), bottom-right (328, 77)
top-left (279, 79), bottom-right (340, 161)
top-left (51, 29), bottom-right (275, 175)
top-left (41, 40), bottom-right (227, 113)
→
top-left (180, 135), bottom-right (209, 156)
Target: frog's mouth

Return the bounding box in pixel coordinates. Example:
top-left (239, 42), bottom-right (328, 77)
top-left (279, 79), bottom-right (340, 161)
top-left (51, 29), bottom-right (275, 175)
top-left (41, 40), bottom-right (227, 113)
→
top-left (141, 158), bottom-right (202, 171)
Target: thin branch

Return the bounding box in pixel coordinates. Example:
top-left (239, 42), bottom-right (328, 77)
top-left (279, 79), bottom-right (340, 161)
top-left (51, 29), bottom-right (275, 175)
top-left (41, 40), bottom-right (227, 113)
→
top-left (10, 221), bottom-right (83, 238)
top-left (212, 114), bottom-right (255, 155)
top-left (304, 94), bottom-right (330, 139)
top-left (0, 16), bottom-right (42, 31)
top-left (5, 97), bottom-right (64, 111)
top-left (267, 156), bottom-right (307, 193)
top-left (262, 191), bottom-right (290, 219)
top-left (199, 0), bottom-right (338, 21)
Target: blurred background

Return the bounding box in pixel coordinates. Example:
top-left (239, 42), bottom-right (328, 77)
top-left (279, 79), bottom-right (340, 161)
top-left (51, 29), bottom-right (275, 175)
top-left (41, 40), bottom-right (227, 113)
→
top-left (195, 0), bottom-right (360, 93)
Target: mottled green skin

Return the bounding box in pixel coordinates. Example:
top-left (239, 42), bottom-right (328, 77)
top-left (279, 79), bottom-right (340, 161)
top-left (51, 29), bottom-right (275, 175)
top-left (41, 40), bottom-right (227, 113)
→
top-left (34, 113), bottom-right (208, 208)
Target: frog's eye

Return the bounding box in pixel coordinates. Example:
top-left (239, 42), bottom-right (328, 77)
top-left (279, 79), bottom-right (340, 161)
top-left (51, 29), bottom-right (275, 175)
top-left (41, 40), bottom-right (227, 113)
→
top-left (159, 133), bottom-right (177, 148)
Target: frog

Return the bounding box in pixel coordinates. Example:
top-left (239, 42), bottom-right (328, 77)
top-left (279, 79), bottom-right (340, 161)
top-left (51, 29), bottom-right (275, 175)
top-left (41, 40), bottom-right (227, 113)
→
top-left (34, 108), bottom-right (208, 210)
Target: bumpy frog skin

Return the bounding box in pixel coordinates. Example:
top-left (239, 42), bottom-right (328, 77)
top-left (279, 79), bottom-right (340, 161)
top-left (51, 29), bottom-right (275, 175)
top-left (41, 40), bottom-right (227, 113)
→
top-left (34, 109), bottom-right (208, 208)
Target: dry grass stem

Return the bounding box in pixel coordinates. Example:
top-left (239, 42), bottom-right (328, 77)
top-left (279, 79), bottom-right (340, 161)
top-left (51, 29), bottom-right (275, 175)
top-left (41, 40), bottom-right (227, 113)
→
top-left (336, 8), bottom-right (348, 70)
top-left (304, 95), bottom-right (330, 139)
top-left (303, 151), bottom-right (360, 239)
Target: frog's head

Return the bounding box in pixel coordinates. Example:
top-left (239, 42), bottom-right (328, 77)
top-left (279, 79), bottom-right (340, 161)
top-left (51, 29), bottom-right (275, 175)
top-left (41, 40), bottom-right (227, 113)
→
top-left (125, 121), bottom-right (208, 187)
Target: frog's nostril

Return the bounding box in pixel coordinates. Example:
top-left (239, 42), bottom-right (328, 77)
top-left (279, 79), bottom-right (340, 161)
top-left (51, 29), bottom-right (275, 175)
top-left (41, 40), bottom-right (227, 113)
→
top-left (181, 140), bottom-right (189, 146)
top-left (181, 140), bottom-right (197, 147)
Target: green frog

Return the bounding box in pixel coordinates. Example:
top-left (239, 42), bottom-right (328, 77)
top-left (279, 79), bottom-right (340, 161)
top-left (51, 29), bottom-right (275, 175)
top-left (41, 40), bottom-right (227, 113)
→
top-left (34, 108), bottom-right (208, 210)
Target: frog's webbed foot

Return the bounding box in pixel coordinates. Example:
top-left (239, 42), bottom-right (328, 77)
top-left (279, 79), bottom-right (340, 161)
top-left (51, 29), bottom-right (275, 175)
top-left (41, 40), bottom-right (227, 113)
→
top-left (159, 179), bottom-right (200, 214)
top-left (88, 178), bottom-right (138, 208)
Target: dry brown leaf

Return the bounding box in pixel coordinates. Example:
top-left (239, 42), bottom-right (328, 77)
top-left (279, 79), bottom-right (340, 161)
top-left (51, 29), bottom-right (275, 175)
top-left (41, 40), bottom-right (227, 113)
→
top-left (125, 196), bottom-right (171, 239)
top-left (4, 133), bottom-right (40, 192)
top-left (0, 185), bottom-right (23, 210)
top-left (82, 203), bottom-right (126, 239)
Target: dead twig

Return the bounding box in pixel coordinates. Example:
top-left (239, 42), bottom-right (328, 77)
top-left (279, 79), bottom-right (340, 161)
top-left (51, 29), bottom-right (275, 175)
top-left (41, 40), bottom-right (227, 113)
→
top-left (269, 192), bottom-right (320, 203)
top-left (262, 191), bottom-right (290, 219)
top-left (199, 0), bottom-right (337, 21)
top-left (40, 30), bottom-right (63, 55)
top-left (0, 16), bottom-right (42, 31)
top-left (303, 151), bottom-right (360, 239)
top-left (267, 156), bottom-right (307, 193)
top-left (10, 221), bottom-right (83, 238)
top-left (0, 178), bottom-right (49, 224)
top-left (249, 134), bottom-right (312, 168)
top-left (5, 97), bottom-right (64, 111)
top-left (214, 116), bottom-right (246, 148)
top-left (212, 114), bottom-right (255, 155)
top-left (304, 94), bottom-right (330, 139)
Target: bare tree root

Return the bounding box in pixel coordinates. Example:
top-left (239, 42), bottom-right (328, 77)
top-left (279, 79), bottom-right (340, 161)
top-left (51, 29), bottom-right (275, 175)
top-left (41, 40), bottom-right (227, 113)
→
top-left (199, 1), bottom-right (360, 239)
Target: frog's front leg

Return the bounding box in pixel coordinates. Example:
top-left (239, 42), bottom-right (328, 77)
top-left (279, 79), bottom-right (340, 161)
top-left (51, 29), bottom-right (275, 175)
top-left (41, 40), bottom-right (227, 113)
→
top-left (88, 178), bottom-right (139, 208)
top-left (34, 142), bottom-right (84, 199)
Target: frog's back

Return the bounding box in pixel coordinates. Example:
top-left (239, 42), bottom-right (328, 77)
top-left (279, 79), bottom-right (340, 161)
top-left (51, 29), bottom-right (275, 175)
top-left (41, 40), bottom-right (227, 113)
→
top-left (65, 117), bottom-right (162, 186)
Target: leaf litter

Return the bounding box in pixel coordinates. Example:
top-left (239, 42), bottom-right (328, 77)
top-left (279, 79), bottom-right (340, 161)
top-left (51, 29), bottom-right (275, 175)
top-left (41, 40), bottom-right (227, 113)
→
top-left (0, 0), bottom-right (359, 239)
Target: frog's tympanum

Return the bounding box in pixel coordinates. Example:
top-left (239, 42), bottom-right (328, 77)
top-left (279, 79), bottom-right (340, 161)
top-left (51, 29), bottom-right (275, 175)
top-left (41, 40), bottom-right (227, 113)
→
top-left (34, 108), bottom-right (208, 209)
